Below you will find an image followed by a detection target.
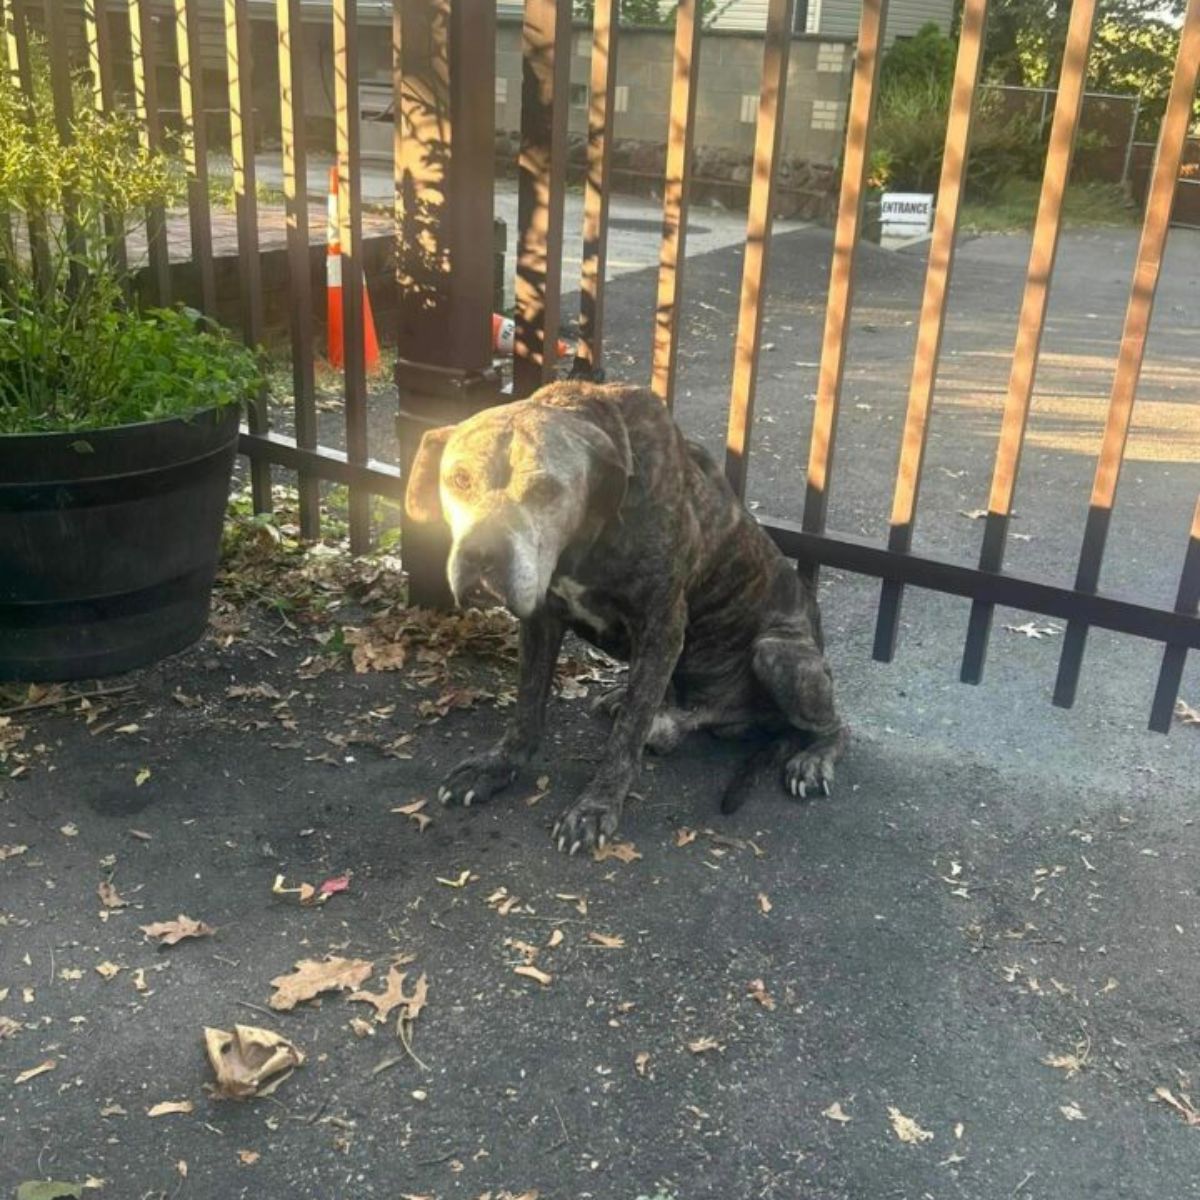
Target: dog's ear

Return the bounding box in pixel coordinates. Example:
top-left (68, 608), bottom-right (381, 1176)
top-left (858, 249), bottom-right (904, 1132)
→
top-left (405, 425), bottom-right (453, 524)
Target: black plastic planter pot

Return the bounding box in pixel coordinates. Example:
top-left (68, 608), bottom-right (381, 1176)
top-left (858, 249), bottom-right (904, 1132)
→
top-left (0, 405), bottom-right (239, 681)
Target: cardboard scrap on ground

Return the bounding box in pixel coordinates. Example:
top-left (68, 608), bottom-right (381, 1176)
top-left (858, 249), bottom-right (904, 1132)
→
top-left (204, 1024), bottom-right (305, 1100)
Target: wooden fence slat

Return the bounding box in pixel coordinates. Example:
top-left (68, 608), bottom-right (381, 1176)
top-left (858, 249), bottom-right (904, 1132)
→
top-left (1, 0), bottom-right (51, 289)
top-left (514, 0), bottom-right (572, 399)
top-left (175, 0), bottom-right (215, 315)
top-left (574, 0), bottom-right (618, 380)
top-left (723, 0), bottom-right (794, 499)
top-left (649, 0), bottom-right (702, 409)
top-left (959, 0), bottom-right (1097, 685)
top-left (224, 0), bottom-right (271, 514)
top-left (800, 0), bottom-right (888, 536)
top-left (84, 0), bottom-right (129, 278)
top-left (1053, 0), bottom-right (1200, 708)
top-left (333, 0), bottom-right (369, 552)
top-left (277, 0), bottom-right (319, 540)
top-left (1148, 497), bottom-right (1200, 732)
top-left (873, 0), bottom-right (989, 660)
top-left (44, 0), bottom-right (87, 294)
top-left (130, 0), bottom-right (171, 304)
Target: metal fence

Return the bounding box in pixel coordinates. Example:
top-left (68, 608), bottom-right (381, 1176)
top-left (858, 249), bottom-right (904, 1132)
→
top-left (2, 0), bottom-right (1198, 732)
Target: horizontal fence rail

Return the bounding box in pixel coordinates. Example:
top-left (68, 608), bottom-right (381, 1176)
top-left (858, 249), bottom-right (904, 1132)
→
top-left (1, 0), bottom-right (1194, 730)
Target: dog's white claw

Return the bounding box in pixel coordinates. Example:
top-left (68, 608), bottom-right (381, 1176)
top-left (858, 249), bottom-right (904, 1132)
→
top-left (463, 790), bottom-right (474, 808)
top-left (597, 833), bottom-right (607, 849)
top-left (557, 834), bottom-right (566, 852)
top-left (821, 779), bottom-right (831, 798)
top-left (570, 840), bottom-right (582, 857)
top-left (799, 781), bottom-right (808, 800)
top-left (438, 787), bottom-right (451, 805)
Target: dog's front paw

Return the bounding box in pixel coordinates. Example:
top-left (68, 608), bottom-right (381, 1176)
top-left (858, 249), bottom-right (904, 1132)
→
top-left (551, 792), bottom-right (623, 856)
top-left (437, 753), bottom-right (518, 808)
top-left (782, 747), bottom-right (835, 799)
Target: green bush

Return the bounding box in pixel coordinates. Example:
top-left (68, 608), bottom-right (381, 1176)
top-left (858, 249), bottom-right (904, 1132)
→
top-left (0, 37), bottom-right (261, 435)
top-left (879, 22), bottom-right (956, 95)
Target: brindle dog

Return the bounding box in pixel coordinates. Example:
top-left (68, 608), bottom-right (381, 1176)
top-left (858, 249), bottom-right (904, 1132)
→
top-left (405, 382), bottom-right (848, 853)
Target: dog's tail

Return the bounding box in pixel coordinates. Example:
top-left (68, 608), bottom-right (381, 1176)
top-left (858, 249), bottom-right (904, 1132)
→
top-left (720, 731), bottom-right (807, 815)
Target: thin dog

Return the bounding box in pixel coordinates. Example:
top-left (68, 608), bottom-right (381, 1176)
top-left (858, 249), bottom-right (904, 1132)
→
top-left (404, 382), bottom-right (848, 853)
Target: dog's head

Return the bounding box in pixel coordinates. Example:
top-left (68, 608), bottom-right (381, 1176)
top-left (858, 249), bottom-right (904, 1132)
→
top-left (405, 392), bottom-right (631, 618)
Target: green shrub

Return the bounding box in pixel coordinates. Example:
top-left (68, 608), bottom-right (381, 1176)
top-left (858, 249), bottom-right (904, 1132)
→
top-left (0, 282), bottom-right (262, 434)
top-left (0, 37), bottom-right (262, 435)
top-left (879, 22), bottom-right (956, 96)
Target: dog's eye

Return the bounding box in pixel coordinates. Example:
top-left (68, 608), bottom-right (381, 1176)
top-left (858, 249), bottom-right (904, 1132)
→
top-left (446, 466), bottom-right (472, 493)
top-left (523, 475), bottom-right (563, 504)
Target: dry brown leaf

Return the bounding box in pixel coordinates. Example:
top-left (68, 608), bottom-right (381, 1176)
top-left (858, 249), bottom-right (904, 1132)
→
top-left (757, 892), bottom-right (772, 914)
top-left (436, 869), bottom-right (471, 888)
top-left (60, 823), bottom-right (79, 837)
top-left (204, 1024), bottom-right (305, 1100)
top-left (1176, 700), bottom-right (1200, 727)
top-left (547, 929), bottom-right (564, 948)
top-left (139, 915), bottom-right (215, 946)
top-left (131, 968), bottom-right (149, 994)
top-left (635, 1051), bottom-right (651, 1077)
top-left (674, 827), bottom-right (698, 847)
top-left (0, 1016), bottom-right (21, 1040)
top-left (95, 961), bottom-right (122, 981)
top-left (514, 965), bottom-right (552, 987)
top-left (1059, 1102), bottom-right (1086, 1122)
top-left (349, 965), bottom-right (415, 1024)
top-left (747, 978), bottom-right (776, 1010)
top-left (129, 828), bottom-right (152, 841)
top-left (391, 799), bottom-right (433, 832)
top-left (99, 1103), bottom-right (126, 1117)
top-left (1044, 1052), bottom-right (1083, 1077)
top-left (268, 957), bottom-right (373, 1011)
top-left (506, 938), bottom-right (539, 963)
top-left (888, 1106), bottom-right (933, 1143)
top-left (147, 1099), bottom-right (193, 1118)
top-left (0, 843), bottom-right (28, 860)
top-left (97, 881), bottom-right (126, 909)
top-left (15, 1058), bottom-right (56, 1084)
top-left (688, 1036), bottom-right (723, 1054)
top-left (592, 841), bottom-right (641, 864)
top-left (1154, 1086), bottom-right (1200, 1126)
top-left (587, 932), bottom-right (625, 949)
top-left (349, 1017), bottom-right (376, 1039)
top-left (822, 1101), bottom-right (852, 1123)
top-left (237, 1150), bottom-right (261, 1166)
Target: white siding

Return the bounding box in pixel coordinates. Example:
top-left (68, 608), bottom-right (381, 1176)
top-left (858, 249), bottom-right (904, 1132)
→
top-left (819, 0), bottom-right (953, 43)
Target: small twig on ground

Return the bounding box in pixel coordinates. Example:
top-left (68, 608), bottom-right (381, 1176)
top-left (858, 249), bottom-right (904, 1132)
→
top-left (212, 954), bottom-right (241, 968)
top-left (0, 683), bottom-right (135, 716)
top-left (1012, 1171), bottom-right (1035, 1195)
top-left (414, 1150), bottom-right (459, 1167)
top-left (397, 1019), bottom-right (430, 1073)
top-left (234, 999), bottom-right (275, 1019)
top-left (371, 1055), bottom-right (403, 1078)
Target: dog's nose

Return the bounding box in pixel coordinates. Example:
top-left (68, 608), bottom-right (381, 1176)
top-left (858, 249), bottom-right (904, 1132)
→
top-left (459, 542), bottom-right (501, 578)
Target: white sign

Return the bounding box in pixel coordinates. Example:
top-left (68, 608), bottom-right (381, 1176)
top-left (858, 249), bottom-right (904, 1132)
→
top-left (881, 192), bottom-right (934, 237)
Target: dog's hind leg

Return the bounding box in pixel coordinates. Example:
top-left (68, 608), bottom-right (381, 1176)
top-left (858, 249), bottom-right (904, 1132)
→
top-left (752, 633), bottom-right (848, 798)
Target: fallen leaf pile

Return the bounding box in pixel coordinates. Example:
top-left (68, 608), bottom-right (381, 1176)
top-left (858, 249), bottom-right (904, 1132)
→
top-left (204, 1024), bottom-right (305, 1100)
top-left (888, 1106), bottom-right (933, 1144)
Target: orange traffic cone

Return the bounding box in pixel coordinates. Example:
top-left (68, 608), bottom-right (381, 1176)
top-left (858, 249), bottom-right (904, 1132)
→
top-left (327, 166), bottom-right (380, 372)
top-left (492, 313), bottom-right (571, 359)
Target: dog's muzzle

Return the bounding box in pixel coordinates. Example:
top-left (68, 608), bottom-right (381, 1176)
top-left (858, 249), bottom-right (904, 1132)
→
top-left (449, 532), bottom-right (515, 611)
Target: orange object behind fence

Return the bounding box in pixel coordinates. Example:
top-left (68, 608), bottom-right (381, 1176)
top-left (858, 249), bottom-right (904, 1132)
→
top-left (326, 166), bottom-right (379, 371)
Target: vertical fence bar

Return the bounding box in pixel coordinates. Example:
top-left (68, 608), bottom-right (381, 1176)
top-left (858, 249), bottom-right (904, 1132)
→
top-left (2, 0), bottom-right (51, 289)
top-left (800, 0), bottom-right (888, 537)
top-left (224, 0), bottom-right (272, 515)
top-left (1053, 0), bottom-right (1200, 709)
top-left (175, 0), bottom-right (215, 314)
top-left (130, 0), bottom-right (171, 304)
top-left (333, 0), bottom-right (369, 551)
top-left (723, 0), bottom-right (794, 499)
top-left (44, 0), bottom-right (87, 293)
top-left (514, 0), bottom-right (572, 399)
top-left (649, 0), bottom-right (702, 409)
top-left (84, 0), bottom-right (129, 278)
top-left (872, 0), bottom-right (989, 660)
top-left (959, 0), bottom-right (1097, 685)
top-left (1149, 497), bottom-right (1200, 733)
top-left (573, 0), bottom-right (618, 380)
top-left (277, 0), bottom-right (319, 540)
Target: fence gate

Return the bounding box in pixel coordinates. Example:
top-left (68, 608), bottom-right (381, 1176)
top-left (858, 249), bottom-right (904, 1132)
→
top-left (2, 0), bottom-right (1197, 730)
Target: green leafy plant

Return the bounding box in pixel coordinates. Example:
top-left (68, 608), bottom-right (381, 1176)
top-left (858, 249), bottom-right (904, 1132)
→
top-left (0, 37), bottom-right (262, 435)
